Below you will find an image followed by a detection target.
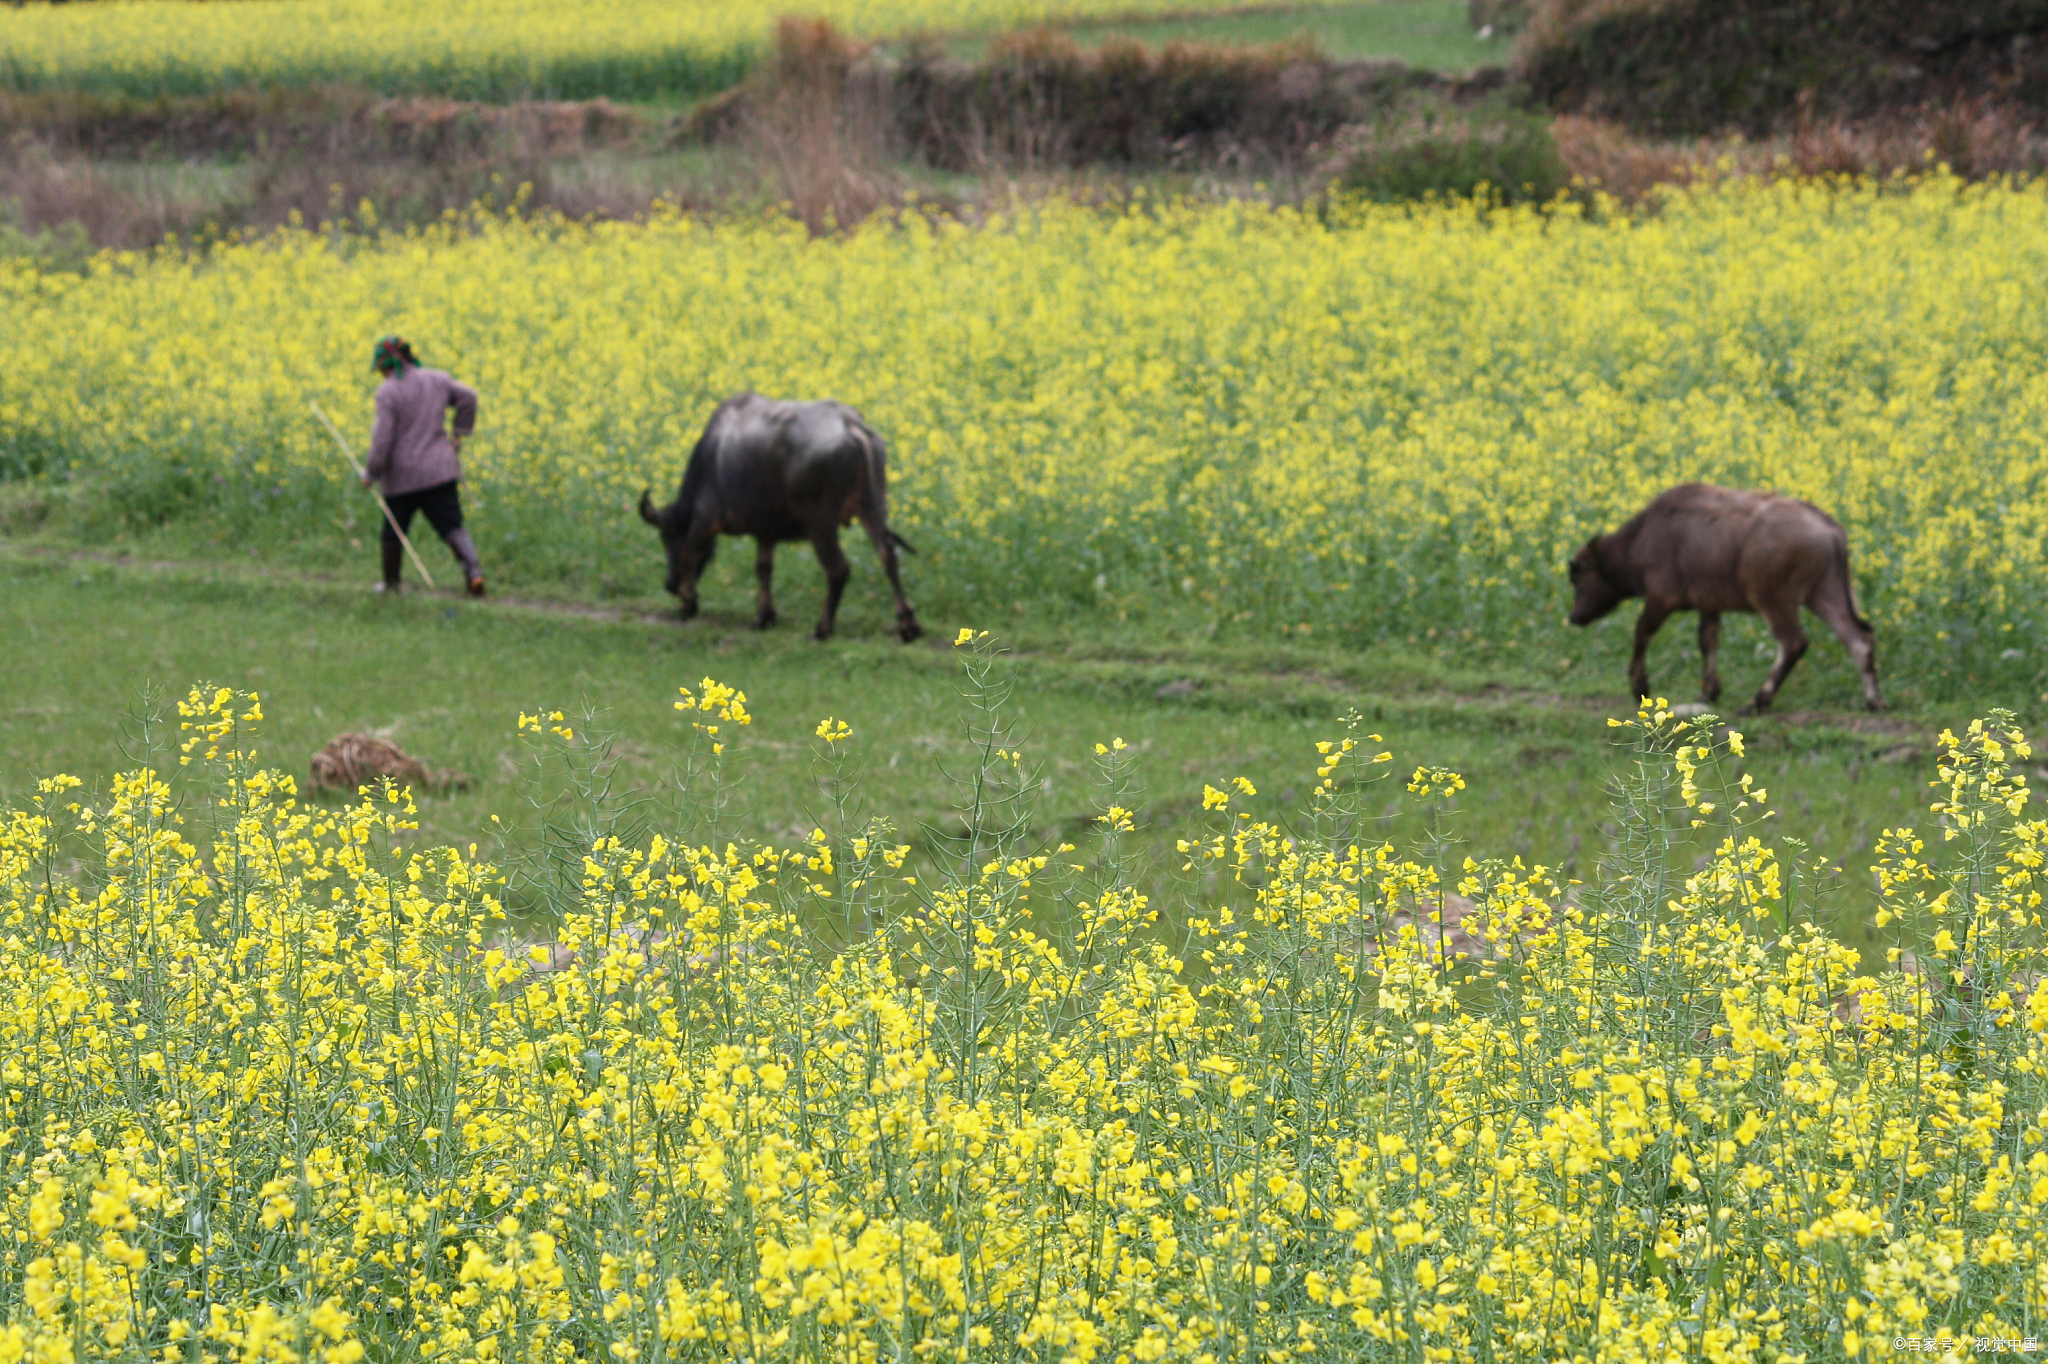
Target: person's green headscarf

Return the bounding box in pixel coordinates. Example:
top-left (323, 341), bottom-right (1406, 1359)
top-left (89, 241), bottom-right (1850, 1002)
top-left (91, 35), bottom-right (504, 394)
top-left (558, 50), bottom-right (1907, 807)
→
top-left (371, 335), bottom-right (419, 376)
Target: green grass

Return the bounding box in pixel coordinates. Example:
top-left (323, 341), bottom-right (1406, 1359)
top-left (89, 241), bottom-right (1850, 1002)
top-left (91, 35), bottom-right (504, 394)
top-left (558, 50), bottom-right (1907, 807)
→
top-left (935, 1), bottom-right (1508, 70)
top-left (0, 543), bottom-right (1975, 953)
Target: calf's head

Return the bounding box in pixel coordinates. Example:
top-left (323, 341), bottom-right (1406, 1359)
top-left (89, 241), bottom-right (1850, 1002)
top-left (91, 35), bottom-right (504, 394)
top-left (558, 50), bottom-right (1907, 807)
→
top-left (638, 489), bottom-right (690, 596)
top-left (1566, 537), bottom-right (1625, 626)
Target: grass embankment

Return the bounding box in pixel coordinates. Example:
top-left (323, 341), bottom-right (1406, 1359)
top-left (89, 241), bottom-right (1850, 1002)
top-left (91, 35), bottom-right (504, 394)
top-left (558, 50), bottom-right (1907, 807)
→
top-left (0, 3), bottom-right (1514, 251)
top-left (0, 547), bottom-right (1951, 945)
top-left (5, 0), bottom-right (2039, 250)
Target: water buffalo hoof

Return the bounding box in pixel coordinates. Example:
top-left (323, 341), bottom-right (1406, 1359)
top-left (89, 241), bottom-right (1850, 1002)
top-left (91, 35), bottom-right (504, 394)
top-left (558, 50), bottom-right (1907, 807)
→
top-left (812, 622), bottom-right (834, 642)
top-left (678, 600), bottom-right (699, 622)
top-left (755, 608), bottom-right (778, 630)
top-left (898, 617), bottom-right (924, 644)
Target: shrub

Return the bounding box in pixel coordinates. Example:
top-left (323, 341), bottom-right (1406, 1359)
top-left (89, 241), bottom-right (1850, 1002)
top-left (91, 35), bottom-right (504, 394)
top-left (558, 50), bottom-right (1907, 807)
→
top-left (1335, 107), bottom-right (1567, 203)
top-left (0, 200), bottom-right (90, 274)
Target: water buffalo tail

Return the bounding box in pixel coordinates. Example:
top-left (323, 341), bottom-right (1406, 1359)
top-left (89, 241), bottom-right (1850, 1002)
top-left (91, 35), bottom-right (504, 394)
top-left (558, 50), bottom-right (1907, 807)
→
top-left (851, 417), bottom-right (890, 518)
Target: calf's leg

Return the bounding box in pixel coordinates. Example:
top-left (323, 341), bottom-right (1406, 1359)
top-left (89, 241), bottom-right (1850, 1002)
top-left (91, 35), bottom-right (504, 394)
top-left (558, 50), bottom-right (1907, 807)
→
top-left (859, 513), bottom-right (922, 643)
top-left (1697, 612), bottom-right (1722, 705)
top-left (1628, 601), bottom-right (1673, 703)
top-left (753, 539), bottom-right (778, 630)
top-left (809, 528), bottom-right (851, 641)
top-left (1809, 584), bottom-right (1883, 711)
top-left (1745, 602), bottom-right (1809, 714)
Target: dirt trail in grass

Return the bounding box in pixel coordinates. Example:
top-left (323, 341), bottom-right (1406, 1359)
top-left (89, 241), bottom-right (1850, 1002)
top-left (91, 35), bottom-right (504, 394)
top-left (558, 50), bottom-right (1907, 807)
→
top-left (3, 539), bottom-right (1933, 745)
top-left (6, 541), bottom-right (656, 619)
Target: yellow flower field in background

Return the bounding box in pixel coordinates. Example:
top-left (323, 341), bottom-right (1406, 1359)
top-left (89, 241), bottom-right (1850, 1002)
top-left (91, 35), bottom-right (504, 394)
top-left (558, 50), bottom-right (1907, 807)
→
top-left (0, 0), bottom-right (1360, 99)
top-left (4, 177), bottom-right (2047, 697)
top-left (0, 670), bottom-right (2039, 1361)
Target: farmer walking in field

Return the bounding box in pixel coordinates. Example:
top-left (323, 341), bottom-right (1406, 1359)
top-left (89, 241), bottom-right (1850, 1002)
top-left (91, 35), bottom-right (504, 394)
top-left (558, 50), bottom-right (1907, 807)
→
top-left (364, 335), bottom-right (486, 596)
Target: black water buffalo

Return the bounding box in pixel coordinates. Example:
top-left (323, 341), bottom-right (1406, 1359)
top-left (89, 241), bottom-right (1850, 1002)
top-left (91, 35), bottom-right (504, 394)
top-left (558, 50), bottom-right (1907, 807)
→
top-left (1567, 483), bottom-right (1881, 714)
top-left (638, 393), bottom-right (922, 642)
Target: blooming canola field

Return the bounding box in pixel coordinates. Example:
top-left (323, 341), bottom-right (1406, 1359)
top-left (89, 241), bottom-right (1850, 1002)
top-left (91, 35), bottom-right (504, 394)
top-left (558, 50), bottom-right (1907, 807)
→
top-left (3, 178), bottom-right (2047, 696)
top-left (0, 680), bottom-right (2041, 1359)
top-left (0, 0), bottom-right (1361, 100)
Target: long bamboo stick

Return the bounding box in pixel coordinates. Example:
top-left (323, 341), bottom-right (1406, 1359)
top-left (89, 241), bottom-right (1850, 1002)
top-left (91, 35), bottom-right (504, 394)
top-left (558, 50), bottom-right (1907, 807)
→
top-left (309, 399), bottom-right (436, 590)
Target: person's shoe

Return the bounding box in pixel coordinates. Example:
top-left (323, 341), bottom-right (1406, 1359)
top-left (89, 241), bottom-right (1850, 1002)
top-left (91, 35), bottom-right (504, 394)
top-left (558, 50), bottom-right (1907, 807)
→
top-left (467, 576), bottom-right (486, 598)
top-left (374, 581), bottom-right (400, 594)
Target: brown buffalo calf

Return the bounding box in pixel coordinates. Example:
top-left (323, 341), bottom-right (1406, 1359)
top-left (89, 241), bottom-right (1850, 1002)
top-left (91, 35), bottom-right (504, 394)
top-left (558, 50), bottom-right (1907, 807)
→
top-left (1567, 483), bottom-right (1882, 714)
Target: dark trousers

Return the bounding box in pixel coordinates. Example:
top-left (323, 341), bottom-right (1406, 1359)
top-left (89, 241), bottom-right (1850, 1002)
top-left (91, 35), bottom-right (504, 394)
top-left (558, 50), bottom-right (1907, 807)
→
top-left (379, 480), bottom-right (480, 585)
top-left (381, 480), bottom-right (465, 544)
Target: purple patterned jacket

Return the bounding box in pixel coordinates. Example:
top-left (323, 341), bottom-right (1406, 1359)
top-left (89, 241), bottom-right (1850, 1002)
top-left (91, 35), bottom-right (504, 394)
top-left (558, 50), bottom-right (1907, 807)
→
top-left (365, 367), bottom-right (478, 496)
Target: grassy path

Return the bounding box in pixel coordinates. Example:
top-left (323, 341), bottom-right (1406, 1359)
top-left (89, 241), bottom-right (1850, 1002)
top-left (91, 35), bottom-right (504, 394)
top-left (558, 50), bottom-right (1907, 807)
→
top-left (2, 541), bottom-right (1955, 942)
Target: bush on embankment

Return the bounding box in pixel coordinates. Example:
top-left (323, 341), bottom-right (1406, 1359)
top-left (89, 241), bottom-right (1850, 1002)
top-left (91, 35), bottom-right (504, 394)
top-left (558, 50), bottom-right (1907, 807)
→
top-left (1330, 108), bottom-right (1567, 203)
top-left (0, 671), bottom-right (2041, 1358)
top-left (1517, 0), bottom-right (2048, 137)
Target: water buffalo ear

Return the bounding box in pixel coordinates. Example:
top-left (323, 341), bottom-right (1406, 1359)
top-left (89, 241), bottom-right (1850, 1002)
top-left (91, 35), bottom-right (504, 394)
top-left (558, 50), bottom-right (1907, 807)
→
top-left (637, 490), bottom-right (660, 526)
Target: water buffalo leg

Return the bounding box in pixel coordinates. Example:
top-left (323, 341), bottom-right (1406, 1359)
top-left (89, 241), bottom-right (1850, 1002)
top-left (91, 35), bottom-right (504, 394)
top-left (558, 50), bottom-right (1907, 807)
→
top-left (753, 538), bottom-right (778, 630)
top-left (1810, 585), bottom-right (1884, 711)
top-left (809, 528), bottom-right (851, 641)
top-left (675, 529), bottom-right (719, 621)
top-left (859, 514), bottom-right (923, 643)
top-left (1697, 612), bottom-right (1722, 705)
top-left (1745, 603), bottom-right (1809, 714)
top-left (1628, 600), bottom-right (1673, 703)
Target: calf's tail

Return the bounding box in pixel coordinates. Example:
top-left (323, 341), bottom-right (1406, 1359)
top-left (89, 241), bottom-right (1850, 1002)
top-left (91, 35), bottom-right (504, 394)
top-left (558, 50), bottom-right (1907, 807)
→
top-left (1835, 537), bottom-right (1871, 631)
top-left (888, 528), bottom-right (917, 555)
